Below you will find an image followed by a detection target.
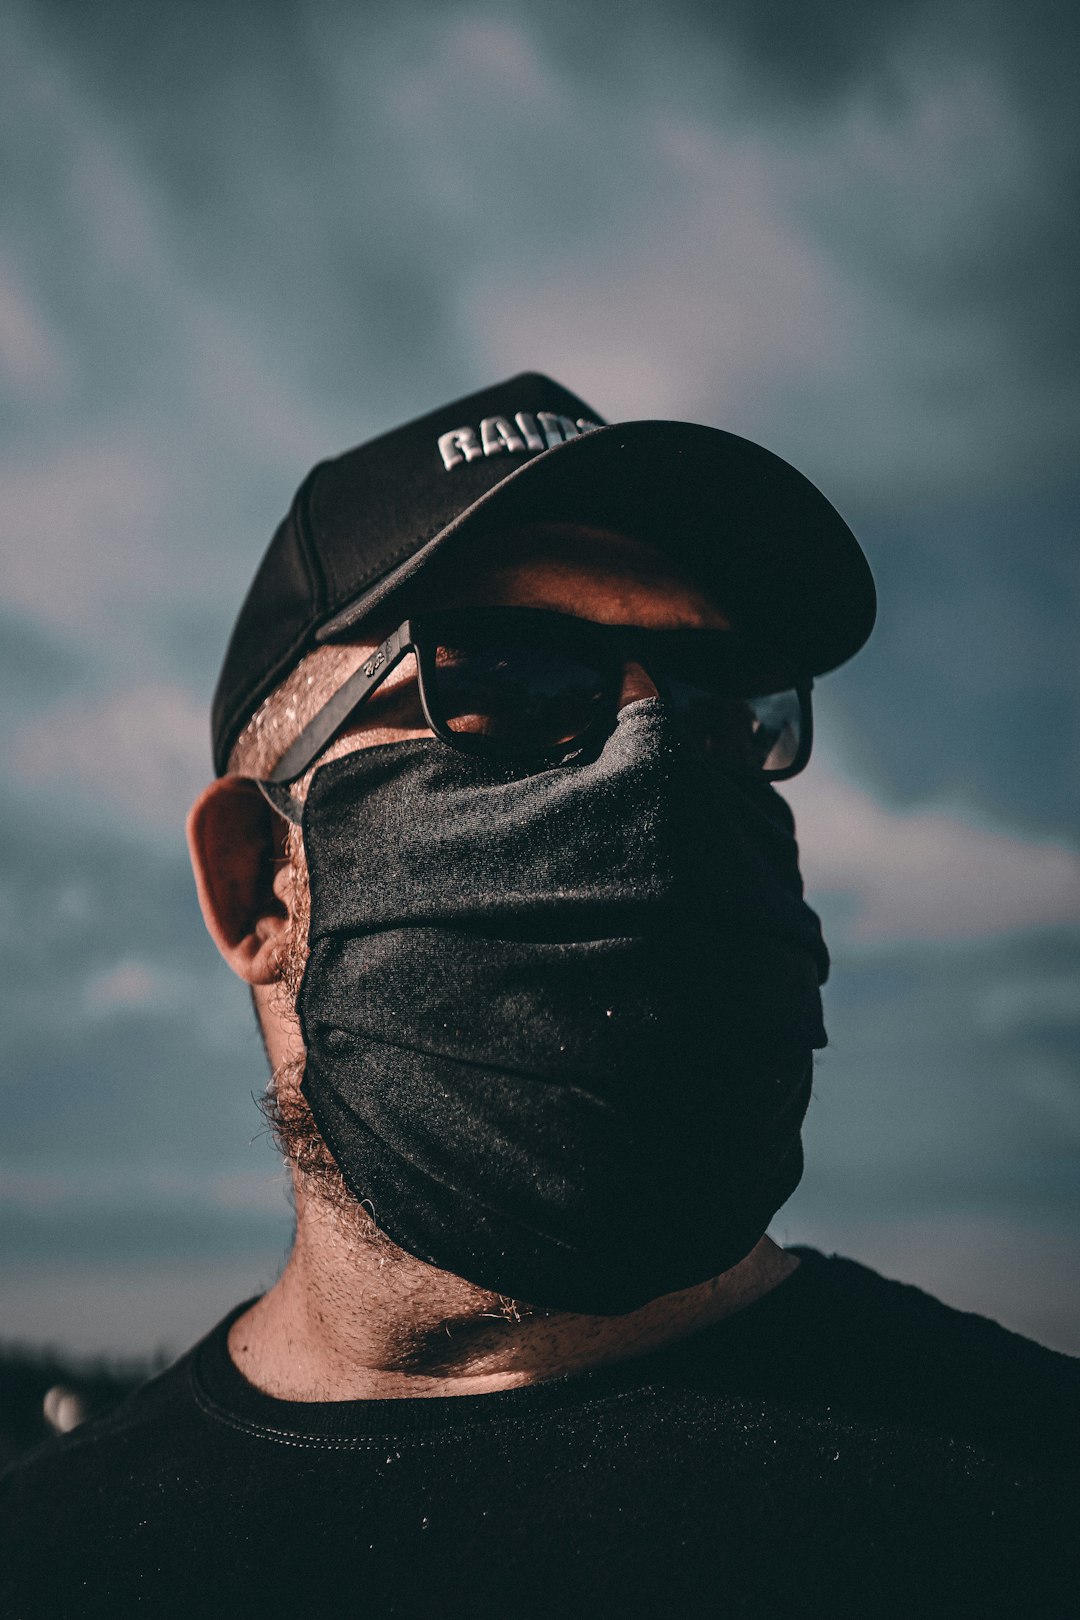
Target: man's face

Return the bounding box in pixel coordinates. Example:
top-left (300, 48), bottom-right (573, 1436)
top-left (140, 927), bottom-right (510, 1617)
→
top-left (248, 521), bottom-right (731, 1199)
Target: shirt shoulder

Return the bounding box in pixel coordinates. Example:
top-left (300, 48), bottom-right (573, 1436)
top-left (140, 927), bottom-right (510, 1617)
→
top-left (709, 1247), bottom-right (1080, 1470)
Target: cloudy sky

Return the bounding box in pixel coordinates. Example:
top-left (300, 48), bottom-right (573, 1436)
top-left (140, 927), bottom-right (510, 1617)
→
top-left (2, 0), bottom-right (1078, 1356)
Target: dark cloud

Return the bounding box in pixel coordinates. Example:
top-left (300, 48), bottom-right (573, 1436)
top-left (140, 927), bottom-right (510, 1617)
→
top-left (0, 611), bottom-right (86, 709)
top-left (2, 1204), bottom-right (287, 1267)
top-left (686, 0), bottom-right (1078, 109)
top-left (821, 479), bottom-right (1080, 837)
top-left (802, 928), bottom-right (1080, 1209)
top-left (5, 0), bottom-right (468, 434)
top-left (0, 783), bottom-right (267, 1173)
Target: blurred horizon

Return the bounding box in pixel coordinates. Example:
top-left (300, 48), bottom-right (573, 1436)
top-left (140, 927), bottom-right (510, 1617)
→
top-left (2, 0), bottom-right (1078, 1358)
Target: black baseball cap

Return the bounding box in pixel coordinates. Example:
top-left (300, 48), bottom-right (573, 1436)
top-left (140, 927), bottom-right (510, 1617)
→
top-left (211, 371), bottom-right (876, 775)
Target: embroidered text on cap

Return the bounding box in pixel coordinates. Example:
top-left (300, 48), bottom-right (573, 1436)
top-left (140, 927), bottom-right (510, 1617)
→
top-left (438, 411), bottom-right (601, 471)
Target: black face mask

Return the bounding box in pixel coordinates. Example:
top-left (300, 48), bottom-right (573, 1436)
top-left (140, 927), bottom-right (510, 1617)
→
top-left (292, 699), bottom-right (829, 1316)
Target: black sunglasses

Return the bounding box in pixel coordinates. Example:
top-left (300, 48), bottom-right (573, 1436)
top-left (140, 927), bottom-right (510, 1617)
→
top-left (264, 607), bottom-right (813, 788)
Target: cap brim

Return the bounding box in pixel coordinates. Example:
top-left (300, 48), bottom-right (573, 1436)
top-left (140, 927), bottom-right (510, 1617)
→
top-left (316, 420), bottom-right (875, 677)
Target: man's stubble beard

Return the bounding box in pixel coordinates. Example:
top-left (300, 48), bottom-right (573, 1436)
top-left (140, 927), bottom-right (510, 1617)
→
top-left (261, 822), bottom-right (390, 1234)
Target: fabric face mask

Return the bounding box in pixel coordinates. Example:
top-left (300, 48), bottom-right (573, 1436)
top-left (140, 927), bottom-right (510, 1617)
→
top-left (292, 699), bottom-right (830, 1316)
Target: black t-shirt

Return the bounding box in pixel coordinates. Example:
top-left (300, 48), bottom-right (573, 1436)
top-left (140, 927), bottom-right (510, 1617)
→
top-left (2, 1248), bottom-right (1078, 1619)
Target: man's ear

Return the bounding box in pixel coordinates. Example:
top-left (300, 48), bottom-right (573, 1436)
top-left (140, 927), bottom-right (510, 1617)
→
top-left (186, 777), bottom-right (292, 985)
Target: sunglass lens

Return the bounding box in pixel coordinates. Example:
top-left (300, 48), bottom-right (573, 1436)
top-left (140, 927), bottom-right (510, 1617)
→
top-left (433, 638), bottom-right (607, 751)
top-left (744, 689), bottom-right (803, 774)
top-left (666, 678), bottom-right (803, 775)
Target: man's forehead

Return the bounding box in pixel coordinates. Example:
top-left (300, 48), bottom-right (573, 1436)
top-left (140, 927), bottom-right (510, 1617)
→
top-left (388, 520), bottom-right (719, 616)
top-left (312, 520), bottom-right (724, 673)
top-left (415, 519), bottom-right (697, 584)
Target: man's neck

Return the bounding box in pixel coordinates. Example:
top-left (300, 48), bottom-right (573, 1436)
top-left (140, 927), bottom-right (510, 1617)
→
top-left (228, 1177), bottom-right (799, 1401)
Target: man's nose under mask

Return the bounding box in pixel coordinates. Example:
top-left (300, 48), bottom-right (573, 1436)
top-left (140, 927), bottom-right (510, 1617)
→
top-left (292, 699), bottom-right (829, 1316)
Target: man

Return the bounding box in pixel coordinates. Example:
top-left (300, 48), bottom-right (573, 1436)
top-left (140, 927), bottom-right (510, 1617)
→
top-left (3, 374), bottom-right (1077, 1617)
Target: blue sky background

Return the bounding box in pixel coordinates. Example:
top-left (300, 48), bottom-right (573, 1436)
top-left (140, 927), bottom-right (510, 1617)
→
top-left (2, 0), bottom-right (1078, 1357)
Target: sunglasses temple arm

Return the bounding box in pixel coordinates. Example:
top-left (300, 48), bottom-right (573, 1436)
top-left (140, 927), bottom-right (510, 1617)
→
top-left (255, 776), bottom-right (303, 824)
top-left (266, 625), bottom-right (409, 787)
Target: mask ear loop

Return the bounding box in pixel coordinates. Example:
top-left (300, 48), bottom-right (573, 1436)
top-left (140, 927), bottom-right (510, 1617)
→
top-left (256, 776), bottom-right (303, 824)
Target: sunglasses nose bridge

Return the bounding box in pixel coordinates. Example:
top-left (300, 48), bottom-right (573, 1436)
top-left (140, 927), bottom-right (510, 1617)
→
top-left (615, 657), bottom-right (662, 711)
